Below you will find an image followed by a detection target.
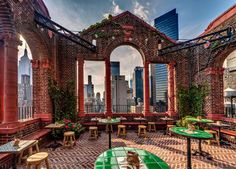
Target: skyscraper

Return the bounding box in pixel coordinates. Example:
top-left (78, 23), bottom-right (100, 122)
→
top-left (132, 67), bottom-right (143, 104)
top-left (84, 75), bottom-right (94, 101)
top-left (18, 48), bottom-right (32, 84)
top-left (111, 61), bottom-right (120, 76)
top-left (154, 9), bottom-right (179, 40)
top-left (152, 9), bottom-right (179, 111)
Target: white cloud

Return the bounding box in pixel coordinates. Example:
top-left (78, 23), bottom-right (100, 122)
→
top-left (133, 1), bottom-right (149, 22)
top-left (103, 0), bottom-right (124, 18)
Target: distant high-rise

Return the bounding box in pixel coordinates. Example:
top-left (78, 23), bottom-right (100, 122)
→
top-left (18, 48), bottom-right (32, 84)
top-left (152, 9), bottom-right (179, 110)
top-left (111, 61), bottom-right (120, 76)
top-left (111, 75), bottom-right (128, 112)
top-left (154, 9), bottom-right (179, 40)
top-left (84, 75), bottom-right (94, 101)
top-left (132, 67), bottom-right (143, 103)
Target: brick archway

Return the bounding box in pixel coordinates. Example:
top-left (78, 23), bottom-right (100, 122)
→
top-left (77, 11), bottom-right (177, 117)
top-left (0, 0), bottom-right (54, 123)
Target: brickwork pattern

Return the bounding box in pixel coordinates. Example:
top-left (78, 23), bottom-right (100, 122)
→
top-left (19, 131), bottom-right (236, 169)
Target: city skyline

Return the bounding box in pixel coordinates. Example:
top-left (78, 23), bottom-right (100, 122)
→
top-left (18, 1), bottom-right (236, 94)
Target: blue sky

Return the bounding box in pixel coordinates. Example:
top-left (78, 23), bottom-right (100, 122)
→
top-left (19, 0), bottom-right (236, 94)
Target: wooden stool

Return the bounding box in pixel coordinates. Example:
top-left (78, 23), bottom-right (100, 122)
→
top-left (205, 130), bottom-right (220, 145)
top-left (89, 126), bottom-right (98, 140)
top-left (138, 125), bottom-right (147, 138)
top-left (105, 124), bottom-right (113, 133)
top-left (63, 131), bottom-right (76, 147)
top-left (166, 125), bottom-right (175, 136)
top-left (148, 122), bottom-right (156, 132)
top-left (26, 152), bottom-right (50, 169)
top-left (117, 125), bottom-right (126, 137)
top-left (18, 140), bottom-right (40, 165)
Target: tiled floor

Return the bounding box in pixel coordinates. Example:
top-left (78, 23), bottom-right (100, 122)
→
top-left (21, 131), bottom-right (236, 169)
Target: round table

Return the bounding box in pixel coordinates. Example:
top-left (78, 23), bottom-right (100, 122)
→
top-left (160, 117), bottom-right (174, 135)
top-left (170, 127), bottom-right (213, 169)
top-left (94, 147), bottom-right (170, 169)
top-left (209, 122), bottom-right (230, 145)
top-left (186, 118), bottom-right (213, 157)
top-left (99, 118), bottom-right (120, 149)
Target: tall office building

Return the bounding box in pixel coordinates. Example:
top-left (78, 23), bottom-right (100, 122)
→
top-left (84, 75), bottom-right (94, 101)
top-left (18, 47), bottom-right (32, 107)
top-left (154, 9), bottom-right (179, 40)
top-left (132, 67), bottom-right (144, 104)
top-left (111, 61), bottom-right (120, 76)
top-left (111, 75), bottom-right (128, 112)
top-left (152, 9), bottom-right (179, 111)
top-left (18, 47), bottom-right (32, 84)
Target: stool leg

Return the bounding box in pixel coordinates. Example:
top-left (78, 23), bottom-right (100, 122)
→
top-left (45, 158), bottom-right (50, 169)
top-left (26, 163), bottom-right (31, 169)
top-left (36, 163), bottom-right (41, 169)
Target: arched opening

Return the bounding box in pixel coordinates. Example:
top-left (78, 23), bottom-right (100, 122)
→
top-left (223, 49), bottom-right (236, 118)
top-left (17, 35), bottom-right (33, 120)
top-left (110, 45), bottom-right (144, 113)
top-left (84, 61), bottom-right (105, 113)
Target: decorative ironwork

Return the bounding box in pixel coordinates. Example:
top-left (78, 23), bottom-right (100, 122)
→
top-left (34, 11), bottom-right (96, 52)
top-left (159, 27), bottom-right (234, 55)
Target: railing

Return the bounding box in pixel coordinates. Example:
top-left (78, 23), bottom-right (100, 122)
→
top-left (112, 105), bottom-right (131, 113)
top-left (85, 105), bottom-right (105, 113)
top-left (18, 106), bottom-right (33, 120)
top-left (224, 106), bottom-right (236, 118)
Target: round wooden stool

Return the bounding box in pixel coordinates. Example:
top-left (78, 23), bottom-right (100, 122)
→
top-left (117, 125), bottom-right (126, 137)
top-left (63, 131), bottom-right (76, 147)
top-left (148, 122), bottom-right (156, 132)
top-left (26, 152), bottom-right (50, 169)
top-left (138, 125), bottom-right (147, 138)
top-left (166, 125), bottom-right (175, 136)
top-left (204, 130), bottom-right (220, 145)
top-left (89, 126), bottom-right (98, 140)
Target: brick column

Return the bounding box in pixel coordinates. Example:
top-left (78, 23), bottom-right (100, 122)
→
top-left (33, 59), bottom-right (53, 122)
top-left (0, 43), bottom-right (4, 122)
top-left (0, 36), bottom-right (20, 123)
top-left (77, 57), bottom-right (85, 117)
top-left (168, 61), bottom-right (176, 117)
top-left (143, 61), bottom-right (151, 116)
top-left (205, 67), bottom-right (224, 120)
top-left (105, 58), bottom-right (112, 117)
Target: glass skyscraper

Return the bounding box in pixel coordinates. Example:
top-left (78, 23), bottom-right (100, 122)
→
top-left (132, 67), bottom-right (143, 103)
top-left (154, 9), bottom-right (179, 40)
top-left (152, 9), bottom-right (178, 110)
top-left (111, 61), bottom-right (120, 76)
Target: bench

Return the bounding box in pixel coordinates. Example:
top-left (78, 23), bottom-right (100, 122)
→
top-left (220, 129), bottom-right (236, 144)
top-left (0, 129), bottom-right (51, 168)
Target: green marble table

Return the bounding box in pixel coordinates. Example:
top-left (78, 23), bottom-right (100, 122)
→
top-left (170, 127), bottom-right (213, 169)
top-left (99, 118), bottom-right (120, 149)
top-left (94, 147), bottom-right (170, 169)
top-left (186, 117), bottom-right (213, 124)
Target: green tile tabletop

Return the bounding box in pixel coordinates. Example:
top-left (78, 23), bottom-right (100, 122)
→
top-left (94, 147), bottom-right (170, 169)
top-left (99, 118), bottom-right (120, 124)
top-left (170, 127), bottom-right (213, 139)
top-left (186, 117), bottom-right (213, 124)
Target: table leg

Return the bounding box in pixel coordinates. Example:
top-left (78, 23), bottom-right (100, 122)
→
top-left (12, 154), bottom-right (17, 169)
top-left (164, 121), bottom-right (167, 135)
top-left (187, 138), bottom-right (191, 169)
top-left (108, 124), bottom-right (111, 149)
top-left (218, 127), bottom-right (221, 145)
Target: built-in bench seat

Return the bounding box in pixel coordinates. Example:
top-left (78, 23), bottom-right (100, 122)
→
top-left (0, 129), bottom-right (51, 168)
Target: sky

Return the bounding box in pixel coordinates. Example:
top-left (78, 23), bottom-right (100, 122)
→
top-left (18, 0), bottom-right (236, 95)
